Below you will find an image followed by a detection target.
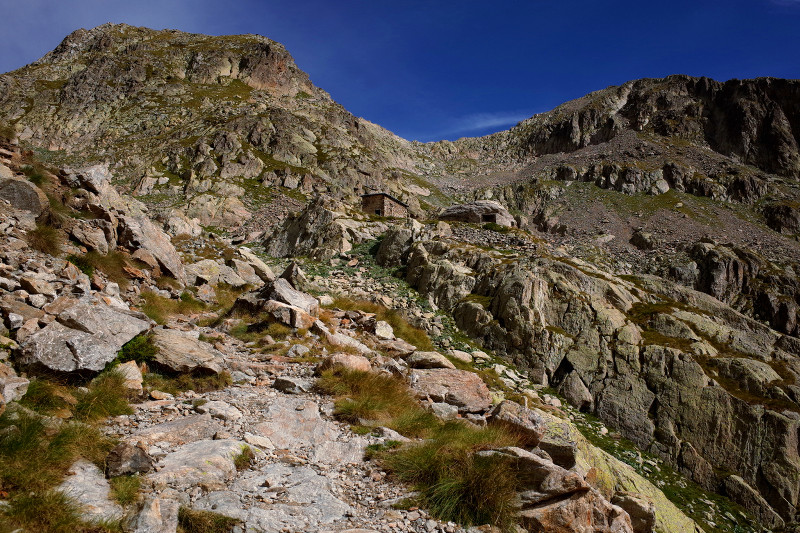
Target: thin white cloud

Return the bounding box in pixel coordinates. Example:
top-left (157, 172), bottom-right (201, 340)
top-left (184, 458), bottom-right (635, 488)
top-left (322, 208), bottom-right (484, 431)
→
top-left (432, 110), bottom-right (534, 140)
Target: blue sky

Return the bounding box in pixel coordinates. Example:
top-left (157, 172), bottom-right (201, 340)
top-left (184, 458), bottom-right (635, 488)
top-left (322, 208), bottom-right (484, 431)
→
top-left (1, 0), bottom-right (798, 141)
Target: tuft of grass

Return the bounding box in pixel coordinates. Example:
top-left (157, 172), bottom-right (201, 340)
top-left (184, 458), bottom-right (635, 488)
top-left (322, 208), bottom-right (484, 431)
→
top-left (77, 251), bottom-right (139, 290)
top-left (116, 333), bottom-right (158, 365)
top-left (330, 297), bottom-right (434, 351)
top-left (18, 378), bottom-right (75, 416)
top-left (381, 422), bottom-right (521, 530)
top-left (67, 253), bottom-right (95, 277)
top-left (315, 368), bottom-right (439, 438)
top-left (74, 370), bottom-right (134, 422)
top-left (5, 490), bottom-right (85, 533)
top-left (140, 290), bottom-right (206, 325)
top-left (110, 475), bottom-right (140, 506)
top-left (143, 371), bottom-right (232, 396)
top-left (482, 222), bottom-right (511, 234)
top-left (233, 445), bottom-right (255, 471)
top-left (177, 507), bottom-right (240, 533)
top-left (24, 223), bottom-right (63, 255)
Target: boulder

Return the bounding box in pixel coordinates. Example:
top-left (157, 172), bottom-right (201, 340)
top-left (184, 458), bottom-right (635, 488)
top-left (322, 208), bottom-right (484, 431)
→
top-left (148, 439), bottom-right (245, 491)
top-left (318, 353), bottom-right (372, 373)
top-left (0, 177), bottom-right (48, 217)
top-left (106, 442), bottom-right (155, 477)
top-left (280, 261), bottom-right (309, 291)
top-left (487, 400), bottom-right (546, 447)
top-left (116, 360), bottom-right (143, 392)
top-left (70, 219), bottom-right (110, 254)
top-left (132, 414), bottom-right (223, 446)
top-left (438, 200), bottom-right (516, 228)
top-left (163, 210), bottom-right (202, 237)
top-left (410, 368), bottom-right (492, 413)
top-left (236, 247), bottom-right (275, 282)
top-left (262, 299), bottom-right (316, 329)
top-left (263, 200), bottom-right (352, 261)
top-left (117, 214), bottom-right (186, 284)
top-left (518, 489), bottom-right (633, 533)
top-left (19, 299), bottom-right (150, 373)
top-left (185, 259), bottom-right (247, 288)
top-left (150, 328), bottom-right (224, 374)
top-left (406, 351), bottom-right (456, 369)
top-left (612, 492), bottom-right (656, 533)
top-left (262, 278), bottom-right (319, 315)
top-left (125, 496), bottom-right (179, 533)
top-left (195, 400), bottom-right (243, 421)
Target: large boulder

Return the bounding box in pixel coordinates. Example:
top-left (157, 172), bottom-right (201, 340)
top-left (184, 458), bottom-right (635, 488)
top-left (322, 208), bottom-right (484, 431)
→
top-left (150, 328), bottom-right (224, 374)
top-left (117, 214), bottom-right (186, 284)
top-left (58, 460), bottom-right (124, 522)
top-left (438, 200), bottom-right (516, 227)
top-left (19, 299), bottom-right (150, 373)
top-left (0, 176), bottom-right (49, 218)
top-left (262, 278), bottom-right (319, 315)
top-left (487, 400), bottom-right (546, 447)
top-left (185, 259), bottom-right (248, 288)
top-left (409, 368), bottom-right (492, 413)
top-left (263, 200), bottom-right (351, 261)
top-left (148, 439), bottom-right (246, 491)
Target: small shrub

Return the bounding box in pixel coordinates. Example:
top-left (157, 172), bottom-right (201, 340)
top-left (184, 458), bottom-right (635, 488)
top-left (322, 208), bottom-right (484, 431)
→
top-left (110, 475), bottom-right (140, 506)
top-left (177, 507), bottom-right (240, 533)
top-left (117, 333), bottom-right (158, 365)
top-left (233, 445), bottom-right (255, 471)
top-left (24, 223), bottom-right (63, 255)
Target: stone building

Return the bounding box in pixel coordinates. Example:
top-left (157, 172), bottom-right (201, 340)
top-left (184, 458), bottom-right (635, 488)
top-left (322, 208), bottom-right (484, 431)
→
top-left (361, 193), bottom-right (409, 218)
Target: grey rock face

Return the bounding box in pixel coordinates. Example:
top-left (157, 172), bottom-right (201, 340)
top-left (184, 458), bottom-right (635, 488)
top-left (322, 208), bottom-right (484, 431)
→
top-left (488, 400), bottom-right (545, 447)
top-left (126, 496), bottom-right (179, 533)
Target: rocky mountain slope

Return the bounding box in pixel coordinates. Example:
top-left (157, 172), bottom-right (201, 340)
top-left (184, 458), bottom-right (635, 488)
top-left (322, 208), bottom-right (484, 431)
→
top-left (2, 22), bottom-right (800, 533)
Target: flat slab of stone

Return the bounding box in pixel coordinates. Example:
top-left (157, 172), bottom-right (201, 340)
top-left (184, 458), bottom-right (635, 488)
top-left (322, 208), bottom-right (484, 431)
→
top-left (132, 414), bottom-right (223, 446)
top-left (253, 397), bottom-right (339, 449)
top-left (148, 439), bottom-right (245, 491)
top-left (407, 351), bottom-right (456, 369)
top-left (58, 459), bottom-right (123, 522)
top-left (201, 464), bottom-right (351, 532)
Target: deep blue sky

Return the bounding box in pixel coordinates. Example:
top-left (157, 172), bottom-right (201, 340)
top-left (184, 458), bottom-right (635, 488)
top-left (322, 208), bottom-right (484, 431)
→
top-left (1, 0), bottom-right (799, 141)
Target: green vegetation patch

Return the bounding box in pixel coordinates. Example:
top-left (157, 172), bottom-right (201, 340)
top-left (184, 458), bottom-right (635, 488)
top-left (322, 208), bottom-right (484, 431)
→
top-left (177, 507), bottom-right (240, 533)
top-left (380, 422), bottom-right (521, 531)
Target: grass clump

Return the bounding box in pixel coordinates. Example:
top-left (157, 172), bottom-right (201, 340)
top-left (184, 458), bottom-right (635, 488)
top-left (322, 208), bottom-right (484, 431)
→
top-left (143, 371), bottom-right (232, 396)
top-left (110, 475), bottom-right (140, 506)
top-left (233, 445), bottom-right (255, 471)
top-left (381, 422), bottom-right (521, 530)
top-left (67, 253), bottom-right (95, 276)
top-left (140, 290), bottom-right (206, 325)
top-left (482, 222), bottom-right (511, 233)
top-left (330, 297), bottom-right (434, 351)
top-left (18, 378), bottom-right (76, 417)
top-left (316, 368), bottom-right (439, 438)
top-left (5, 490), bottom-right (86, 533)
top-left (116, 333), bottom-right (157, 365)
top-left (73, 251), bottom-right (140, 290)
top-left (177, 507), bottom-right (240, 533)
top-left (24, 223), bottom-right (63, 255)
top-left (74, 370), bottom-right (135, 422)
